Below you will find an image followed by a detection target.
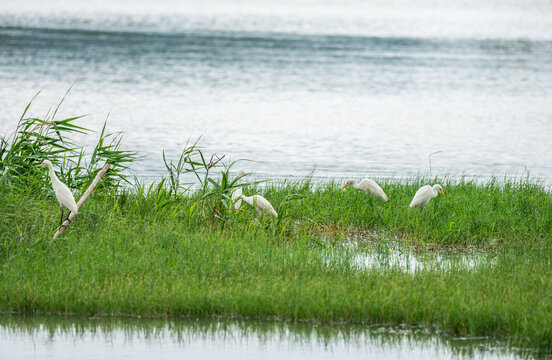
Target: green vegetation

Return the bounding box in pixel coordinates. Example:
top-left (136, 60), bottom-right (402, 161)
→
top-left (1, 98), bottom-right (551, 354)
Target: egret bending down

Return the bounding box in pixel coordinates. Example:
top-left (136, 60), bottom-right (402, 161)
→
top-left (342, 179), bottom-right (388, 202)
top-left (409, 184), bottom-right (445, 209)
top-left (231, 170), bottom-right (247, 210)
top-left (37, 160), bottom-right (78, 225)
top-left (239, 193), bottom-right (278, 218)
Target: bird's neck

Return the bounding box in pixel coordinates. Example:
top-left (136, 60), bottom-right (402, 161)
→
top-left (48, 166), bottom-right (60, 184)
top-left (241, 194), bottom-right (254, 206)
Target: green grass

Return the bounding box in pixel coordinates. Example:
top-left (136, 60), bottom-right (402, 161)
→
top-left (1, 98), bottom-right (551, 354)
top-left (1, 179), bottom-right (551, 353)
top-left (270, 177), bottom-right (552, 247)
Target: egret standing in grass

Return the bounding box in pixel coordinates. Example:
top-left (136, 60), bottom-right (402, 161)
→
top-left (239, 193), bottom-right (278, 218)
top-left (231, 169), bottom-right (247, 209)
top-left (37, 160), bottom-right (78, 225)
top-left (342, 179), bottom-right (388, 202)
top-left (409, 184), bottom-right (445, 209)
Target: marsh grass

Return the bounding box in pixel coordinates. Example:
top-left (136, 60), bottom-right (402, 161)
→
top-left (263, 177), bottom-right (552, 247)
top-left (1, 99), bottom-right (552, 353)
top-left (2, 176), bottom-right (552, 351)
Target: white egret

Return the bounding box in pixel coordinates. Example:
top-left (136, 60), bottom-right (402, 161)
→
top-left (37, 160), bottom-right (78, 225)
top-left (239, 194), bottom-right (278, 218)
top-left (342, 179), bottom-right (388, 202)
top-left (231, 170), bottom-right (247, 210)
top-left (409, 184), bottom-right (445, 209)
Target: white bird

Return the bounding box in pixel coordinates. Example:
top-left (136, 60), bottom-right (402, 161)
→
top-left (409, 184), bottom-right (445, 209)
top-left (231, 170), bottom-right (247, 210)
top-left (342, 179), bottom-right (388, 202)
top-left (239, 194), bottom-right (278, 218)
top-left (37, 160), bottom-right (78, 225)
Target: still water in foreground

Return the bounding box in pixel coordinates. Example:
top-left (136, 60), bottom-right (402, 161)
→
top-left (0, 315), bottom-right (528, 359)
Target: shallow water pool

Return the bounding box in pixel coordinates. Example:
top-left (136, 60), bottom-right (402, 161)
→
top-left (0, 315), bottom-right (528, 359)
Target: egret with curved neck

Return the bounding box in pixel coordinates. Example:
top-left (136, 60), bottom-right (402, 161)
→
top-left (231, 169), bottom-right (247, 209)
top-left (239, 193), bottom-right (278, 218)
top-left (37, 160), bottom-right (78, 225)
top-left (342, 179), bottom-right (388, 202)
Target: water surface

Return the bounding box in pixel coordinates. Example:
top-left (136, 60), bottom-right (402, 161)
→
top-left (0, 315), bottom-right (526, 359)
top-left (326, 242), bottom-right (496, 274)
top-left (1, 0), bottom-right (551, 183)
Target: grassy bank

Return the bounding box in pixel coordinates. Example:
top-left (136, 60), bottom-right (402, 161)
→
top-left (1, 179), bottom-right (551, 353)
top-left (1, 100), bottom-right (552, 353)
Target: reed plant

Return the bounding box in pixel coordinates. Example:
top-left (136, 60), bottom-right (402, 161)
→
top-left (0, 94), bottom-right (136, 193)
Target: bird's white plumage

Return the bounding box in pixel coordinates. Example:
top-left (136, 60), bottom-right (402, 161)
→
top-left (343, 179), bottom-right (388, 202)
top-left (38, 160), bottom-right (78, 214)
top-left (232, 187), bottom-right (243, 209)
top-left (231, 170), bottom-right (247, 210)
top-left (240, 194), bottom-right (278, 218)
top-left (409, 184), bottom-right (445, 209)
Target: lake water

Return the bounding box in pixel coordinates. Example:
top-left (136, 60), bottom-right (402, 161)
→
top-left (1, 0), bottom-right (552, 184)
top-left (0, 315), bottom-right (527, 359)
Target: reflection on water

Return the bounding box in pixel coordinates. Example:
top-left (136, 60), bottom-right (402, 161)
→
top-left (326, 242), bottom-right (496, 274)
top-left (325, 238), bottom-right (496, 274)
top-left (0, 315), bottom-right (527, 359)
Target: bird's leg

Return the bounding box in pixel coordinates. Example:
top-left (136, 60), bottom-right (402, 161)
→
top-left (59, 207), bottom-right (64, 226)
top-left (369, 200), bottom-right (375, 223)
top-left (372, 200), bottom-right (381, 222)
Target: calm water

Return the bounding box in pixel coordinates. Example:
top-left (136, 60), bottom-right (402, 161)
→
top-left (326, 242), bottom-right (496, 274)
top-left (0, 316), bottom-right (528, 359)
top-left (1, 0), bottom-right (552, 183)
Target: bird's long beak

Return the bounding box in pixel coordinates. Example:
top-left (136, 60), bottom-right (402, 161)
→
top-left (342, 184), bottom-right (349, 189)
top-left (440, 190), bottom-right (446, 197)
top-left (36, 163), bottom-right (44, 168)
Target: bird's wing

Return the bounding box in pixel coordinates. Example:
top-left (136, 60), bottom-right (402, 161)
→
top-left (55, 181), bottom-right (78, 214)
top-left (367, 179), bottom-right (389, 201)
top-left (360, 179), bottom-right (388, 201)
top-left (255, 195), bottom-right (278, 217)
top-left (409, 185), bottom-right (431, 208)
